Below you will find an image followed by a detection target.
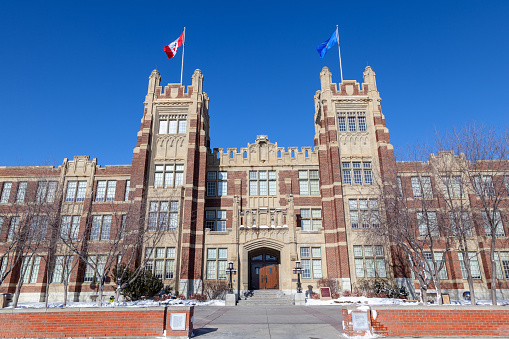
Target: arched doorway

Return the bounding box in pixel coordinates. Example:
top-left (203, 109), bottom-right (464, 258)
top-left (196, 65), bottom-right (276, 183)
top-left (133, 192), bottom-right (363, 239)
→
top-left (249, 248), bottom-right (280, 290)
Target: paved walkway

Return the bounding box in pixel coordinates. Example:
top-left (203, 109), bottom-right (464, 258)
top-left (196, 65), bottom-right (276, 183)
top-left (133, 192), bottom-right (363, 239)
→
top-left (193, 305), bottom-right (344, 339)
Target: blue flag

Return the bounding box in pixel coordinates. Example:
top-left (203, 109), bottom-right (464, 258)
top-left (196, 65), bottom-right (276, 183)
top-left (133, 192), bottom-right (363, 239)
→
top-left (316, 30), bottom-right (338, 59)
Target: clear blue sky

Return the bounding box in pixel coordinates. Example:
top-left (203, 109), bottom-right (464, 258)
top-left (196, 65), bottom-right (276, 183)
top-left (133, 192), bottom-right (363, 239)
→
top-left (1, 1), bottom-right (508, 166)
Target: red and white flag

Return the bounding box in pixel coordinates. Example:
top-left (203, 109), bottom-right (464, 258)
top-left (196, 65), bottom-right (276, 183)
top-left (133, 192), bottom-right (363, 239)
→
top-left (164, 32), bottom-right (184, 59)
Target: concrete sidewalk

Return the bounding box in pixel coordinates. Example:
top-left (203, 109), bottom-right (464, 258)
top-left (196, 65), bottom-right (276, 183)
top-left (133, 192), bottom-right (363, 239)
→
top-left (193, 305), bottom-right (343, 338)
top-left (192, 305), bottom-right (499, 339)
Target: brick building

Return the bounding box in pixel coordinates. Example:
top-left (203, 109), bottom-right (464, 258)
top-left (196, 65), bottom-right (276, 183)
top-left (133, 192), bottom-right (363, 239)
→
top-left (1, 66), bottom-right (508, 303)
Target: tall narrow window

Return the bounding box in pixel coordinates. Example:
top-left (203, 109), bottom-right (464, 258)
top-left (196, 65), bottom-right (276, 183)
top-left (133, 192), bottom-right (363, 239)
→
top-left (124, 180), bottom-right (130, 201)
top-left (482, 211), bottom-right (505, 237)
top-left (7, 216), bottom-right (20, 242)
top-left (342, 163), bottom-right (351, 185)
top-left (417, 211), bottom-right (439, 237)
top-left (15, 182), bottom-right (27, 203)
top-left (338, 117), bottom-right (347, 131)
top-left (0, 182), bottom-right (12, 203)
top-left (348, 117), bottom-right (356, 131)
top-left (358, 117), bottom-right (367, 131)
top-left (458, 252), bottom-right (481, 279)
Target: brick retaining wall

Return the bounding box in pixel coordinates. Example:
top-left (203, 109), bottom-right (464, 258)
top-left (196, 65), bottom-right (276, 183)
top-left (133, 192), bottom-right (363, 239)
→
top-left (342, 305), bottom-right (509, 337)
top-left (0, 306), bottom-right (193, 338)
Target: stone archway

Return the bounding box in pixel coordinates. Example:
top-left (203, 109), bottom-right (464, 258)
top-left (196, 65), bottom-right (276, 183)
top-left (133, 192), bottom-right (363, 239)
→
top-left (248, 248), bottom-right (280, 290)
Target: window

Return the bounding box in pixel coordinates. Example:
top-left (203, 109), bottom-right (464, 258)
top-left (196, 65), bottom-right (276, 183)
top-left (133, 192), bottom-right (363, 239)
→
top-left (482, 211), bottom-right (504, 237)
top-left (84, 255), bottom-right (106, 283)
top-left (442, 176), bottom-right (463, 198)
top-left (90, 215), bottom-right (112, 241)
top-left (411, 177), bottom-right (433, 199)
top-left (36, 181), bottom-right (58, 203)
top-left (249, 171), bottom-right (276, 196)
top-left (495, 252), bottom-right (509, 280)
top-left (207, 171), bottom-right (228, 197)
top-left (60, 215), bottom-right (81, 240)
top-left (342, 162), bottom-right (372, 185)
top-left (154, 164), bottom-right (184, 188)
top-left (0, 217), bottom-right (3, 236)
top-left (7, 216), bottom-right (20, 242)
top-left (145, 247), bottom-right (176, 280)
top-left (505, 176), bottom-right (509, 196)
top-left (0, 182), bottom-right (11, 203)
top-left (65, 181), bottom-right (87, 202)
top-left (21, 256), bottom-right (41, 284)
top-left (15, 182), bottom-right (27, 203)
top-left (300, 247), bottom-right (322, 279)
top-left (397, 177), bottom-right (403, 195)
top-left (458, 252), bottom-right (481, 279)
top-left (95, 180), bottom-right (116, 202)
top-left (206, 248), bottom-right (228, 280)
top-left (158, 114), bottom-right (187, 134)
top-left (124, 180), bottom-right (130, 201)
top-left (424, 252), bottom-right (448, 280)
top-left (300, 209), bottom-right (322, 231)
top-left (148, 201), bottom-right (179, 231)
top-left (298, 170), bottom-right (320, 195)
top-left (349, 199), bottom-right (379, 229)
top-left (338, 117), bottom-right (347, 131)
top-left (205, 210), bottom-right (227, 232)
top-left (353, 245), bottom-right (387, 278)
top-left (417, 211), bottom-right (439, 237)
top-left (30, 216), bottom-right (49, 241)
top-left (449, 211), bottom-right (473, 237)
top-left (473, 175), bottom-right (495, 197)
top-left (337, 112), bottom-right (367, 132)
top-left (51, 256), bottom-right (73, 283)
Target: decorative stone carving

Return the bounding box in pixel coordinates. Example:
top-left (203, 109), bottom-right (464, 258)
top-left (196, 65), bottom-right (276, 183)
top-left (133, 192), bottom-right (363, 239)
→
top-left (155, 135), bottom-right (187, 159)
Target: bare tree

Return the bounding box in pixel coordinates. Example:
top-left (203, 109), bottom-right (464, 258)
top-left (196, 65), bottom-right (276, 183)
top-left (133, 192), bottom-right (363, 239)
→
top-left (435, 123), bottom-right (509, 305)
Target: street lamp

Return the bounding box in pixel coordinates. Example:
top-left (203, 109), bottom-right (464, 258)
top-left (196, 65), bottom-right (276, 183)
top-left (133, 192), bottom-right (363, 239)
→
top-left (226, 261), bottom-right (237, 294)
top-left (293, 260), bottom-right (303, 293)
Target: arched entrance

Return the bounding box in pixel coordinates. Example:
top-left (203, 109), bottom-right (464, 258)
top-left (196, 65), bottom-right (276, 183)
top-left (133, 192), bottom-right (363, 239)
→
top-left (249, 248), bottom-right (280, 290)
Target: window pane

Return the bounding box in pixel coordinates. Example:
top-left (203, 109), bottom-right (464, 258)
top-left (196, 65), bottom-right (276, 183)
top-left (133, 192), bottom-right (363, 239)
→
top-left (167, 248), bottom-right (176, 258)
top-left (312, 259), bottom-right (322, 278)
top-left (168, 120), bottom-right (177, 134)
top-left (96, 181), bottom-right (106, 201)
top-left (207, 248), bottom-right (217, 259)
top-left (178, 120), bottom-right (187, 134)
top-left (353, 246), bottom-right (363, 257)
top-left (299, 180), bottom-right (309, 195)
top-left (301, 259), bottom-right (311, 279)
top-left (311, 247), bottom-right (321, 258)
top-left (165, 260), bottom-right (175, 279)
top-left (218, 260), bottom-right (227, 280)
top-left (159, 120), bottom-right (168, 134)
top-left (218, 248), bottom-right (228, 259)
top-left (206, 261), bottom-right (217, 279)
top-left (300, 247), bottom-right (310, 258)
top-left (355, 258), bottom-right (365, 278)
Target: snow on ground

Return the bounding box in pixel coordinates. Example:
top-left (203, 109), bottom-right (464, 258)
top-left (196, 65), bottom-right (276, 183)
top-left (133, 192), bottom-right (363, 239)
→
top-left (305, 296), bottom-right (509, 306)
top-left (7, 298), bottom-right (225, 309)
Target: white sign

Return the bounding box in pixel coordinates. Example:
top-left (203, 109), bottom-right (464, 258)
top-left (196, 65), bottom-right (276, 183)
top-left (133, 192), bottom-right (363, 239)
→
top-left (352, 312), bottom-right (369, 331)
top-left (170, 313), bottom-right (187, 331)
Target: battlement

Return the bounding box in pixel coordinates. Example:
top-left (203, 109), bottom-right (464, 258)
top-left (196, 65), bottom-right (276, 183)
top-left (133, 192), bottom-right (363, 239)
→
top-left (207, 135), bottom-right (317, 166)
top-left (320, 66), bottom-right (378, 97)
top-left (148, 69), bottom-right (204, 100)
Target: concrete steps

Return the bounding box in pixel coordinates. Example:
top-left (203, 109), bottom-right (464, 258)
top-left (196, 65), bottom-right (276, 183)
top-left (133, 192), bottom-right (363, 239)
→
top-left (237, 290), bottom-right (293, 306)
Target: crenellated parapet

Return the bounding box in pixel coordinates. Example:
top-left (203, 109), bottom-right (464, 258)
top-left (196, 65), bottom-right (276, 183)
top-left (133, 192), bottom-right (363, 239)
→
top-left (207, 135), bottom-right (318, 166)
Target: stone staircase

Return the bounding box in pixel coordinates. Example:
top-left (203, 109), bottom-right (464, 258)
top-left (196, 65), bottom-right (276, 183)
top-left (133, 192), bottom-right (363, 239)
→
top-left (237, 290), bottom-right (294, 306)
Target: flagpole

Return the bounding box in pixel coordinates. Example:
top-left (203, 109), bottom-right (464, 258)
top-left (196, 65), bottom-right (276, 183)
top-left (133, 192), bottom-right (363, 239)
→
top-left (180, 27), bottom-right (186, 84)
top-left (336, 25), bottom-right (343, 83)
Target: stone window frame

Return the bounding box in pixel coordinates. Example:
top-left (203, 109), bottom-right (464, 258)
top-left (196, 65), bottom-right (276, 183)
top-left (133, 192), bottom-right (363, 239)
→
top-left (60, 215), bottom-right (81, 240)
top-left (337, 111), bottom-right (367, 132)
top-left (206, 171), bottom-right (228, 197)
top-left (300, 247), bottom-right (322, 279)
top-left (299, 208), bottom-right (322, 231)
top-left (90, 215), bottom-right (112, 241)
top-left (353, 245), bottom-right (387, 278)
top-left (145, 247), bottom-right (176, 280)
top-left (148, 201), bottom-right (179, 231)
top-left (342, 161), bottom-right (372, 186)
top-left (158, 114), bottom-right (187, 135)
top-left (249, 170), bottom-right (277, 196)
top-left (65, 180), bottom-right (87, 203)
top-left (411, 176), bottom-right (433, 199)
top-left (298, 170), bottom-right (320, 195)
top-left (154, 164), bottom-right (184, 188)
top-left (348, 199), bottom-right (379, 230)
top-left (205, 248), bottom-right (228, 280)
top-left (21, 255), bottom-right (41, 284)
top-left (205, 209), bottom-right (227, 232)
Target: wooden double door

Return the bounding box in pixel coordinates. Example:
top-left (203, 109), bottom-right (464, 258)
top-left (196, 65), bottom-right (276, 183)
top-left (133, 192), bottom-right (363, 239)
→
top-left (249, 252), bottom-right (279, 290)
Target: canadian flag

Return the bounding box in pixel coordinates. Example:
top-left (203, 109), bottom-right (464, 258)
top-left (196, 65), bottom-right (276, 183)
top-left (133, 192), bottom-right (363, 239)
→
top-left (164, 32), bottom-right (184, 59)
